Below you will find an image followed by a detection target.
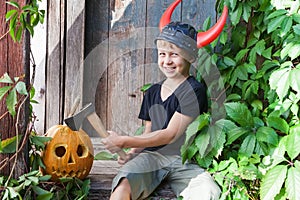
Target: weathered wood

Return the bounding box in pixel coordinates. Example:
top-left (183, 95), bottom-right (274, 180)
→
top-left (84, 0), bottom-right (110, 136)
top-left (64, 0), bottom-right (85, 118)
top-left (106, 0), bottom-right (146, 136)
top-left (0, 0), bottom-right (30, 177)
top-left (88, 138), bottom-right (177, 199)
top-left (46, 0), bottom-right (65, 129)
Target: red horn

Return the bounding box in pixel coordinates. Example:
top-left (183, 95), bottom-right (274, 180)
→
top-left (197, 6), bottom-right (228, 48)
top-left (159, 0), bottom-right (182, 31)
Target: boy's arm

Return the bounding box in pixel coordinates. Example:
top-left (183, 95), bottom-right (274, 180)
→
top-left (127, 120), bottom-right (152, 154)
top-left (103, 112), bottom-right (193, 151)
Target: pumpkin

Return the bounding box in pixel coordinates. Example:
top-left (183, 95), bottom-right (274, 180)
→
top-left (42, 125), bottom-right (94, 181)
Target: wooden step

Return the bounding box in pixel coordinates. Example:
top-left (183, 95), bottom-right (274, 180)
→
top-left (88, 138), bottom-right (176, 199)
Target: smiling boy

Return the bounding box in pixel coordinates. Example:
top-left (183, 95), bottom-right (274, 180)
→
top-left (101, 1), bottom-right (228, 199)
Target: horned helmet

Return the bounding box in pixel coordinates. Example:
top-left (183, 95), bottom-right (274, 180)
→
top-left (155, 0), bottom-right (228, 63)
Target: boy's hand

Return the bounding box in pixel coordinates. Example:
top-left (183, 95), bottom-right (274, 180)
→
top-left (101, 131), bottom-right (123, 153)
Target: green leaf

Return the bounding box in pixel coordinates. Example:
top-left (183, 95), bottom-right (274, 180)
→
top-left (288, 43), bottom-right (300, 60)
top-left (262, 46), bottom-right (273, 59)
top-left (0, 73), bottom-right (14, 84)
top-left (226, 127), bottom-right (249, 145)
top-left (0, 135), bottom-right (22, 153)
top-left (282, 17), bottom-right (293, 35)
top-left (269, 68), bottom-right (290, 100)
top-left (94, 151), bottom-right (116, 160)
top-left (6, 1), bottom-right (20, 9)
top-left (293, 24), bottom-right (300, 35)
top-left (266, 9), bottom-right (287, 20)
top-left (235, 49), bottom-right (249, 63)
top-left (267, 116), bottom-right (289, 134)
top-left (195, 130), bottom-right (210, 158)
top-left (239, 134), bottom-right (256, 157)
top-left (281, 42), bottom-right (293, 59)
top-left (290, 69), bottom-right (300, 94)
top-left (267, 15), bottom-right (286, 33)
top-left (285, 167), bottom-right (300, 200)
top-left (140, 83), bottom-right (152, 92)
top-left (0, 86), bottom-right (12, 101)
top-left (231, 4), bottom-right (243, 26)
top-left (224, 56), bottom-right (236, 67)
top-left (256, 126), bottom-right (278, 146)
top-left (225, 102), bottom-right (253, 127)
top-left (15, 81), bottom-right (28, 95)
top-left (286, 124), bottom-right (300, 160)
top-left (5, 9), bottom-right (17, 21)
top-left (260, 165), bottom-right (287, 200)
top-left (6, 88), bottom-right (17, 116)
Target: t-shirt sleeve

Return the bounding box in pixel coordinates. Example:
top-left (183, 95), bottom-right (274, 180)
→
top-left (138, 89), bottom-right (151, 121)
top-left (176, 85), bottom-right (207, 118)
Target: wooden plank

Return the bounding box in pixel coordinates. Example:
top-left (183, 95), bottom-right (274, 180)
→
top-left (182, 0), bottom-right (216, 27)
top-left (46, 0), bottom-right (64, 129)
top-left (107, 0), bottom-right (146, 136)
top-left (84, 0), bottom-right (110, 136)
top-left (64, 0), bottom-right (85, 117)
top-left (144, 0), bottom-right (181, 85)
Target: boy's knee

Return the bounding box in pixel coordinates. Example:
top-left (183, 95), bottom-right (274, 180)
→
top-left (180, 172), bottom-right (221, 200)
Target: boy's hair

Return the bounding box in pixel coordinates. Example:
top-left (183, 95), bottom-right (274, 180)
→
top-left (155, 22), bottom-right (198, 63)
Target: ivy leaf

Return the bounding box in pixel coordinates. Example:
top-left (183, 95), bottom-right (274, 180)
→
top-left (225, 102), bottom-right (254, 127)
top-left (286, 124), bottom-right (300, 160)
top-left (267, 15), bottom-right (286, 33)
top-left (0, 86), bottom-right (12, 101)
top-left (94, 151), bottom-right (117, 160)
top-left (0, 73), bottom-right (14, 84)
top-left (267, 116), bottom-right (289, 134)
top-left (285, 167), bottom-right (300, 200)
top-left (239, 134), bottom-right (256, 157)
top-left (290, 68), bottom-right (300, 94)
top-left (0, 135), bottom-right (22, 153)
top-left (256, 126), bottom-right (278, 146)
top-left (5, 1), bottom-right (20, 9)
top-left (269, 68), bottom-right (290, 100)
top-left (6, 87), bottom-right (17, 116)
top-left (260, 165), bottom-right (287, 200)
top-left (288, 43), bottom-right (300, 60)
top-left (195, 130), bottom-right (210, 158)
top-left (293, 24), bottom-right (300, 35)
top-left (231, 4), bottom-right (243, 26)
top-left (226, 127), bottom-right (249, 145)
top-left (15, 81), bottom-right (28, 95)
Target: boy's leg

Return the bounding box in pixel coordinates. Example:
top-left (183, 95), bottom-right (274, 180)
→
top-left (167, 160), bottom-right (221, 200)
top-left (110, 178), bottom-right (131, 200)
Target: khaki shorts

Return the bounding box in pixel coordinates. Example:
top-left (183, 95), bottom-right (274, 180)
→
top-left (111, 151), bottom-right (220, 200)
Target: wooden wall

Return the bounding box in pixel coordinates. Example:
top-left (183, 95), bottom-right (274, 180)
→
top-left (84, 0), bottom-right (216, 136)
top-left (43, 0), bottom-right (216, 136)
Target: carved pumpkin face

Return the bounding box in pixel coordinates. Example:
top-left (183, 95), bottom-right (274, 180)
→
top-left (42, 125), bottom-right (94, 181)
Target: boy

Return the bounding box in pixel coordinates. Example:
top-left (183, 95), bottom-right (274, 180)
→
top-left (102, 2), bottom-right (227, 199)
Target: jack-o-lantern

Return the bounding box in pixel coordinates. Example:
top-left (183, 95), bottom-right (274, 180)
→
top-left (42, 125), bottom-right (94, 181)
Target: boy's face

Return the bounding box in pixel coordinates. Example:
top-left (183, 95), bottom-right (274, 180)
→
top-left (157, 40), bottom-right (190, 79)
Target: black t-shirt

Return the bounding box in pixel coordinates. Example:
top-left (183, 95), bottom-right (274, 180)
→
top-left (138, 76), bottom-right (208, 155)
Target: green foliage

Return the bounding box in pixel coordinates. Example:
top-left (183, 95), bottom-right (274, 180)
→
top-left (0, 73), bottom-right (28, 116)
top-left (181, 0), bottom-right (300, 199)
top-left (0, 171), bottom-right (91, 200)
top-left (5, 0), bottom-right (45, 42)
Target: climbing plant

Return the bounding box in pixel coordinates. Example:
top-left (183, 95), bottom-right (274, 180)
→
top-left (1, 1), bottom-right (91, 199)
top-left (181, 0), bottom-right (300, 199)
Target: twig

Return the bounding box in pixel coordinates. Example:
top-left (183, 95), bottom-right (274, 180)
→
top-left (0, 111), bottom-right (9, 120)
top-left (0, 30), bottom-right (10, 41)
top-left (5, 95), bottom-right (29, 186)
